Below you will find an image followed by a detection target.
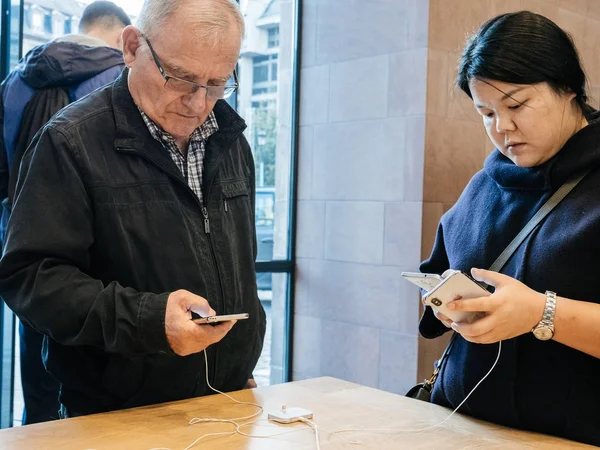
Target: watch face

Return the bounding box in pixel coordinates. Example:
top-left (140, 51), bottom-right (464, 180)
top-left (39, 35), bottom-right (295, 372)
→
top-left (533, 327), bottom-right (553, 341)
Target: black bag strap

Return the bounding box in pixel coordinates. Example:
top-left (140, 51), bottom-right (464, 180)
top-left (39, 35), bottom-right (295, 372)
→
top-left (430, 169), bottom-right (590, 381)
top-left (425, 332), bottom-right (457, 387)
top-left (488, 169), bottom-right (589, 273)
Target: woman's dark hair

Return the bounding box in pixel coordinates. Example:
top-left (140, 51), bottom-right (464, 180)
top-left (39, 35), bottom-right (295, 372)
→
top-left (458, 11), bottom-right (596, 117)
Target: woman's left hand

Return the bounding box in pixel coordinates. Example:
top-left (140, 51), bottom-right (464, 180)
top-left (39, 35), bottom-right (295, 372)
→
top-left (448, 268), bottom-right (547, 344)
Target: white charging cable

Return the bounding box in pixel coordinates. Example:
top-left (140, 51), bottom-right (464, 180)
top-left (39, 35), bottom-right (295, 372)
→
top-left (330, 340), bottom-right (503, 439)
top-left (298, 417), bottom-right (321, 450)
top-left (179, 350), bottom-right (265, 449)
top-left (181, 350), bottom-right (329, 450)
top-left (188, 350), bottom-right (264, 423)
top-left (155, 340), bottom-right (502, 450)
top-left (425, 340), bottom-right (502, 431)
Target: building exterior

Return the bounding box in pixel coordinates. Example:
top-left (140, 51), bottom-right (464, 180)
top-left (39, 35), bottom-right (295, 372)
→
top-left (239, 0), bottom-right (280, 189)
top-left (22, 0), bottom-right (85, 55)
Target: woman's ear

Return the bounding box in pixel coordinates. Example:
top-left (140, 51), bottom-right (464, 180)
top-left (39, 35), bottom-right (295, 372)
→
top-left (561, 87), bottom-right (577, 104)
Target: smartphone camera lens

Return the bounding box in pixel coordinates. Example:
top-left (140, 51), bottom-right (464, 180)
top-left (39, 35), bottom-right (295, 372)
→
top-left (431, 298), bottom-right (442, 307)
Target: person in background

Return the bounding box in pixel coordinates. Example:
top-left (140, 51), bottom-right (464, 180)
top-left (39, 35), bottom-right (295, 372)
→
top-left (0, 0), bottom-right (130, 424)
top-left (0, 0), bottom-right (266, 419)
top-left (419, 11), bottom-right (600, 446)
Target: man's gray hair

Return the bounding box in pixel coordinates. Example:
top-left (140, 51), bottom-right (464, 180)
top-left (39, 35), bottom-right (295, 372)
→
top-left (137, 0), bottom-right (245, 44)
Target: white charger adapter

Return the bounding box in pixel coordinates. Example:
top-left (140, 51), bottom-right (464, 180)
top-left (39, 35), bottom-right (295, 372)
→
top-left (268, 405), bottom-right (314, 424)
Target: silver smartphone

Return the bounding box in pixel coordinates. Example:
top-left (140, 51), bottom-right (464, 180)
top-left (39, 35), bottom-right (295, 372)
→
top-left (422, 271), bottom-right (490, 323)
top-left (401, 272), bottom-right (445, 291)
top-left (192, 313), bottom-right (250, 325)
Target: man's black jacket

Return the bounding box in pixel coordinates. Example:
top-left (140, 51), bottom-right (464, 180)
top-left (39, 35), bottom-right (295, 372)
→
top-left (0, 70), bottom-right (266, 415)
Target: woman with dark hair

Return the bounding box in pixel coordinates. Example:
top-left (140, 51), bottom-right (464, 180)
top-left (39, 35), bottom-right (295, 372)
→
top-left (419, 11), bottom-right (600, 445)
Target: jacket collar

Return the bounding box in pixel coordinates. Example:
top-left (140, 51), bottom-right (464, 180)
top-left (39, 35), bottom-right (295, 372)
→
top-left (112, 68), bottom-right (246, 152)
top-left (110, 69), bottom-right (248, 194)
top-left (484, 111), bottom-right (600, 191)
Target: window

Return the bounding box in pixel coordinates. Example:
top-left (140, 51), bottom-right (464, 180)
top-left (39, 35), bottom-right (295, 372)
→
top-left (43, 13), bottom-right (52, 34)
top-left (21, 5), bottom-right (61, 56)
top-left (267, 26), bottom-right (279, 48)
top-left (251, 54), bottom-right (278, 96)
top-left (253, 55), bottom-right (269, 83)
top-left (256, 188), bottom-right (275, 228)
top-left (52, 14), bottom-right (65, 38)
top-left (253, 272), bottom-right (290, 386)
top-left (70, 17), bottom-right (80, 33)
top-left (23, 7), bottom-right (31, 30)
top-left (237, 0), bottom-right (298, 388)
top-left (31, 10), bottom-right (43, 33)
top-left (251, 100), bottom-right (276, 109)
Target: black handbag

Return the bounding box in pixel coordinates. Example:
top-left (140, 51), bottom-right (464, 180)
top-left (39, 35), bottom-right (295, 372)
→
top-left (406, 169), bottom-right (589, 402)
top-left (405, 333), bottom-right (457, 402)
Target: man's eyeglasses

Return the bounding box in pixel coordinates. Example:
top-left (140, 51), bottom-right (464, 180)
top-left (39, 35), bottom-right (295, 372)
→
top-left (143, 35), bottom-right (239, 100)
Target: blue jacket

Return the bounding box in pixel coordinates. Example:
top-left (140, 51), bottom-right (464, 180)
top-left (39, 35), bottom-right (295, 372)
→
top-left (0, 37), bottom-right (125, 241)
top-left (419, 112), bottom-right (600, 446)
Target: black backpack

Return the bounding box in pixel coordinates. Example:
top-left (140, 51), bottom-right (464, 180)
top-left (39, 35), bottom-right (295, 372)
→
top-left (5, 86), bottom-right (70, 209)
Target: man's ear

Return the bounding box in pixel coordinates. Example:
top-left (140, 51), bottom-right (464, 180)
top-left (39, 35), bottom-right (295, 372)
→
top-left (122, 26), bottom-right (143, 67)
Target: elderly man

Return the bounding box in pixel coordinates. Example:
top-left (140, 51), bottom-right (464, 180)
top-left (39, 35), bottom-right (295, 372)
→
top-left (0, 0), bottom-right (266, 417)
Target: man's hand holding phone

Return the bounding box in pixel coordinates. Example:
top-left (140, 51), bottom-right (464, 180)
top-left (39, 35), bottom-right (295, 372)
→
top-left (165, 290), bottom-right (237, 356)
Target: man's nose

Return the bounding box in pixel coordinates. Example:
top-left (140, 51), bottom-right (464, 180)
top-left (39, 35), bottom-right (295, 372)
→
top-left (182, 87), bottom-right (207, 111)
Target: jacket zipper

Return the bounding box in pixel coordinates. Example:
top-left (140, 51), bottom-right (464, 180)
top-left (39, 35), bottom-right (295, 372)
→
top-left (116, 136), bottom-right (244, 390)
top-left (200, 200), bottom-right (223, 388)
top-left (202, 206), bottom-right (211, 233)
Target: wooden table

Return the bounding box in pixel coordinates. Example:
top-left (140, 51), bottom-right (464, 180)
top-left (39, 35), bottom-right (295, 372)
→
top-left (0, 377), bottom-right (593, 449)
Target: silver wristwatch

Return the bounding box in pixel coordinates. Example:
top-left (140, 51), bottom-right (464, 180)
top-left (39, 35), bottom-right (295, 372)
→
top-left (532, 291), bottom-right (557, 341)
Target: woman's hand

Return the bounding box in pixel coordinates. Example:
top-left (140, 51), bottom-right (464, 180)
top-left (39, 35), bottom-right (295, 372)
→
top-left (447, 268), bottom-right (546, 344)
top-left (423, 294), bottom-right (459, 328)
top-left (432, 308), bottom-right (454, 328)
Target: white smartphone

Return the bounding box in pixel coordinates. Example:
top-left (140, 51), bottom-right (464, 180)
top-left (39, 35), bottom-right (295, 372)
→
top-left (401, 272), bottom-right (444, 291)
top-left (192, 313), bottom-right (249, 325)
top-left (422, 271), bottom-right (490, 323)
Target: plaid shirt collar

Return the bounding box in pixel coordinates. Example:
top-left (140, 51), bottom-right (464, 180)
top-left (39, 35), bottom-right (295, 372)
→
top-left (136, 107), bottom-right (219, 152)
top-left (136, 107), bottom-right (219, 205)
